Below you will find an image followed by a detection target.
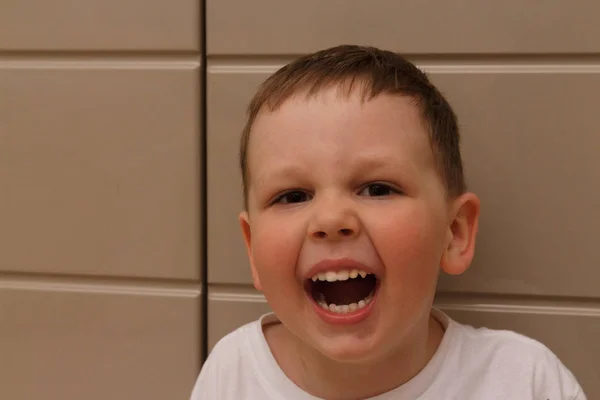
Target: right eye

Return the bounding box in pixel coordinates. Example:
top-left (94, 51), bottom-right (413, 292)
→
top-left (273, 190), bottom-right (311, 205)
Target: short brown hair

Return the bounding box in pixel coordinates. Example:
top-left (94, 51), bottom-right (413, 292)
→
top-left (239, 44), bottom-right (466, 209)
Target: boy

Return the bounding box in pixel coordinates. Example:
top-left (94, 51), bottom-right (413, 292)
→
top-left (191, 45), bottom-right (586, 399)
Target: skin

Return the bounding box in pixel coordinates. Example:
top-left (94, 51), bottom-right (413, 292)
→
top-left (239, 85), bottom-right (480, 399)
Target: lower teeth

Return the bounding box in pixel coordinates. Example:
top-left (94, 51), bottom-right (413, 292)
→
top-left (317, 292), bottom-right (374, 314)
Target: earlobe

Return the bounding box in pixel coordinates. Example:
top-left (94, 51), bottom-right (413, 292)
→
top-left (440, 193), bottom-right (481, 275)
top-left (239, 211), bottom-right (263, 291)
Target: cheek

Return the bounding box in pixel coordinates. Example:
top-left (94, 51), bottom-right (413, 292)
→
top-left (251, 216), bottom-right (303, 280)
top-left (250, 216), bottom-right (307, 315)
top-left (372, 206), bottom-right (446, 284)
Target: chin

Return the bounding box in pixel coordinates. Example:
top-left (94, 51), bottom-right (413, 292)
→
top-left (312, 334), bottom-right (385, 364)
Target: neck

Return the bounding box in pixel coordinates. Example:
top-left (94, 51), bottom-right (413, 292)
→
top-left (266, 314), bottom-right (444, 400)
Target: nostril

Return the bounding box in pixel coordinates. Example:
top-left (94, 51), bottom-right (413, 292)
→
top-left (312, 229), bottom-right (354, 239)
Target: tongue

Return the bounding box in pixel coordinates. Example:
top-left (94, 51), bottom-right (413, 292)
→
top-left (316, 277), bottom-right (374, 305)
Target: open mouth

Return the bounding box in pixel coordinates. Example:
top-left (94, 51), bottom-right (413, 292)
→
top-left (305, 270), bottom-right (379, 314)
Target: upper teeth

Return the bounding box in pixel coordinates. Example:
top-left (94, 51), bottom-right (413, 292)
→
top-left (311, 269), bottom-right (369, 282)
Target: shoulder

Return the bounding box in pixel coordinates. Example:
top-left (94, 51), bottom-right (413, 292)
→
top-left (456, 321), bottom-right (564, 370)
top-left (189, 318), bottom-right (264, 400)
top-left (457, 321), bottom-right (554, 360)
top-left (444, 319), bottom-right (586, 399)
top-left (209, 319), bottom-right (257, 363)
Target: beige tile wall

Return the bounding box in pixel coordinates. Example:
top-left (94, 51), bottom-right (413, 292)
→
top-left (206, 1), bottom-right (600, 398)
top-left (0, 1), bottom-right (202, 399)
top-left (207, 0), bottom-right (600, 55)
top-left (0, 0), bottom-right (199, 51)
top-left (0, 277), bottom-right (201, 400)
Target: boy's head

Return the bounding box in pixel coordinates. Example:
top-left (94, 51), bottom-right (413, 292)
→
top-left (238, 45), bottom-right (480, 367)
top-left (240, 45), bottom-right (466, 210)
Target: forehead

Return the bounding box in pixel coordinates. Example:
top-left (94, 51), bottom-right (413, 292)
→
top-left (247, 87), bottom-right (435, 174)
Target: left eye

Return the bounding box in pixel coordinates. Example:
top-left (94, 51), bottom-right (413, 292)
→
top-left (358, 183), bottom-right (398, 197)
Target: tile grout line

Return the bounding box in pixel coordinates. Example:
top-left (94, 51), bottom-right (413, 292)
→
top-left (0, 270), bottom-right (199, 283)
top-left (206, 284), bottom-right (600, 308)
top-left (199, 0), bottom-right (209, 365)
top-left (0, 278), bottom-right (202, 297)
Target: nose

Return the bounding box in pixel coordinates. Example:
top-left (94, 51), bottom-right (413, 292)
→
top-left (308, 195), bottom-right (360, 240)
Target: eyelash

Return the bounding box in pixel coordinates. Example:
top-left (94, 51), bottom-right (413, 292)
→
top-left (270, 183), bottom-right (402, 205)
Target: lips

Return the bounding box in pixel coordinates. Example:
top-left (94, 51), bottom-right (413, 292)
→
top-left (303, 258), bottom-right (381, 325)
top-left (304, 258), bottom-right (381, 280)
top-left (306, 281), bottom-right (380, 325)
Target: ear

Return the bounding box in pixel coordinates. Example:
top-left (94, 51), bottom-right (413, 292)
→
top-left (239, 211), bottom-right (263, 291)
top-left (440, 192), bottom-right (481, 275)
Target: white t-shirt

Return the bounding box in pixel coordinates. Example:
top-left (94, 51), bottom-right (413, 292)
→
top-left (190, 309), bottom-right (587, 399)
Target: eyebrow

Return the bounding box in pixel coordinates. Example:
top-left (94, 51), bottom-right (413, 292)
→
top-left (254, 164), bottom-right (308, 187)
top-left (254, 153), bottom-right (418, 185)
top-left (351, 153), bottom-right (420, 175)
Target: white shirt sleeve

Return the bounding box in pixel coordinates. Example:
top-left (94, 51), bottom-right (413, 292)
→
top-left (532, 346), bottom-right (588, 400)
top-left (189, 347), bottom-right (221, 400)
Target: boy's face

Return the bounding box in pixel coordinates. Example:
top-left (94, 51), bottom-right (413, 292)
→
top-left (240, 86), bottom-right (472, 363)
